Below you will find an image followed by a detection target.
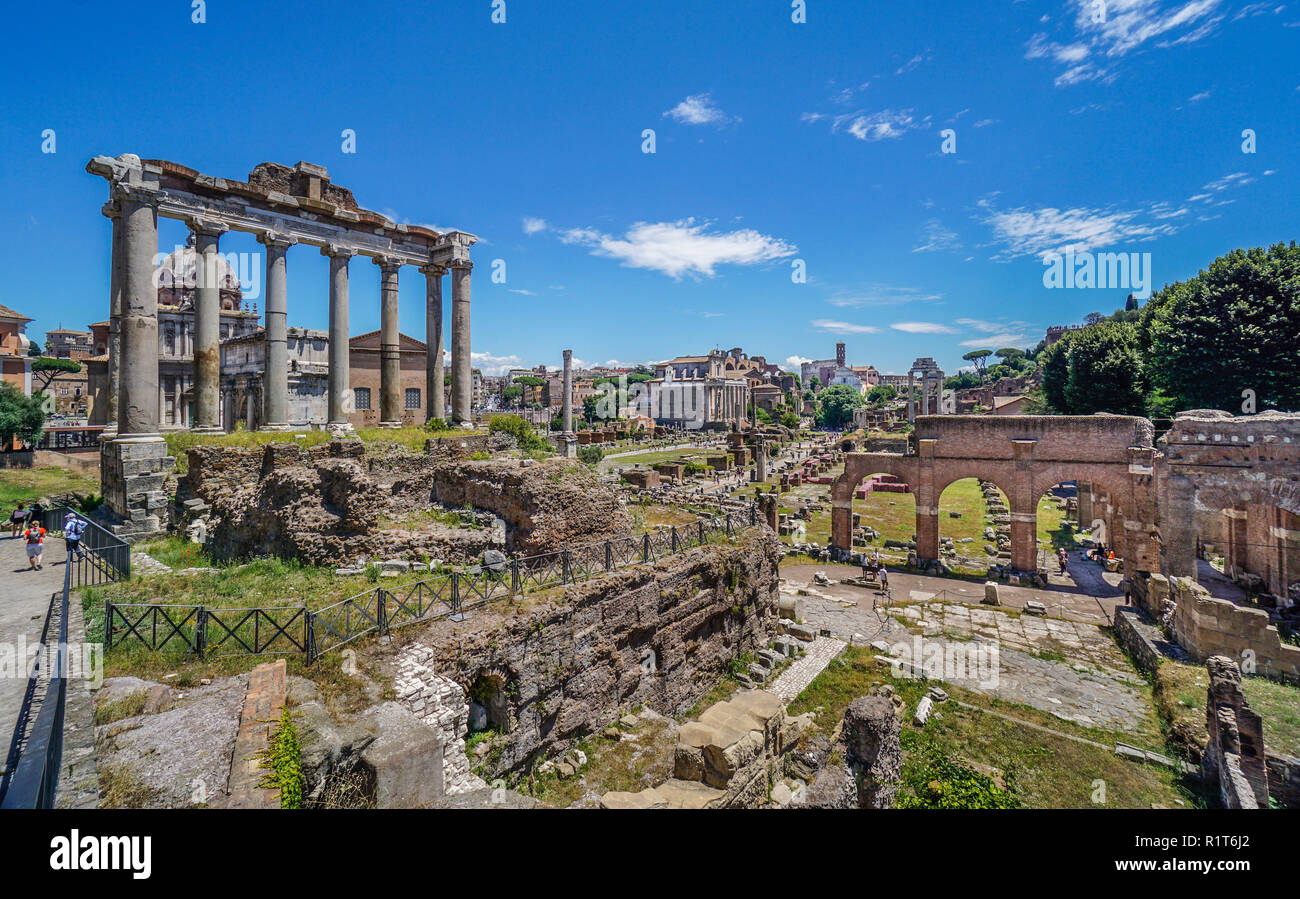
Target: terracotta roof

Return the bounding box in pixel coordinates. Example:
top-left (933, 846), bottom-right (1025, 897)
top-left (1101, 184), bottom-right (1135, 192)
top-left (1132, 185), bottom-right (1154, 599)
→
top-left (0, 304), bottom-right (32, 322)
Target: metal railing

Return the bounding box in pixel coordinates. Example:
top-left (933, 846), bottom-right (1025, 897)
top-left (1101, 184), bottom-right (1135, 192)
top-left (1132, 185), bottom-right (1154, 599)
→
top-left (105, 503), bottom-right (764, 664)
top-left (0, 553), bottom-right (72, 808)
top-left (37, 506), bottom-right (131, 587)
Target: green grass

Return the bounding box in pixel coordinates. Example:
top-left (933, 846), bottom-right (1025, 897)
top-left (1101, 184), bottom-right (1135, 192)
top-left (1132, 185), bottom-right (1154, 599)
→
top-left (789, 647), bottom-right (1200, 809)
top-left (1154, 657), bottom-right (1300, 760)
top-left (164, 425), bottom-right (476, 472)
top-left (0, 465), bottom-right (99, 509)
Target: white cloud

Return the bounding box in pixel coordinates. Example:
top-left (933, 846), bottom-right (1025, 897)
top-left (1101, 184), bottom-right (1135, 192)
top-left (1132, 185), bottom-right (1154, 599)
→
top-left (522, 216), bottom-right (548, 235)
top-left (957, 317), bottom-right (1030, 334)
top-left (785, 355), bottom-right (814, 370)
top-left (471, 351), bottom-right (528, 376)
top-left (812, 319), bottom-right (881, 335)
top-left (557, 218), bottom-right (796, 279)
top-left (977, 196), bottom-right (1182, 258)
top-left (507, 288), bottom-right (537, 296)
top-left (973, 118), bottom-right (997, 128)
top-left (664, 93), bottom-right (739, 127)
top-left (1187, 90), bottom-right (1211, 102)
top-left (891, 322), bottom-right (958, 334)
top-left (896, 54), bottom-right (926, 75)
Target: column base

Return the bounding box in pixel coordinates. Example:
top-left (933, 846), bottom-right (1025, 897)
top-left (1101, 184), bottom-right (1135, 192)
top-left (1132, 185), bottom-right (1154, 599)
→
top-left (191, 426), bottom-right (225, 436)
top-left (327, 422), bottom-right (356, 437)
top-left (99, 434), bottom-right (175, 542)
top-left (454, 420), bottom-right (474, 431)
top-left (259, 422), bottom-right (292, 432)
top-left (555, 433), bottom-right (578, 458)
top-left (377, 420), bottom-right (403, 429)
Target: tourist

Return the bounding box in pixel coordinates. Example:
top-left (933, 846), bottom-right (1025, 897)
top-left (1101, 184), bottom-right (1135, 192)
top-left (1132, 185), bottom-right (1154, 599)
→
top-left (64, 510), bottom-right (87, 561)
top-left (23, 518), bottom-right (47, 570)
top-left (25, 501), bottom-right (45, 528)
top-left (878, 565), bottom-right (888, 592)
top-left (9, 505), bottom-right (25, 538)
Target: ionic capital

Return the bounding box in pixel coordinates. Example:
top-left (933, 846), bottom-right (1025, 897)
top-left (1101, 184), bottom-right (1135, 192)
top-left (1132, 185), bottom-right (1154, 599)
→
top-left (373, 254), bottom-right (403, 274)
top-left (256, 230), bottom-right (298, 250)
top-left (321, 243), bottom-right (358, 260)
top-left (186, 217), bottom-right (229, 237)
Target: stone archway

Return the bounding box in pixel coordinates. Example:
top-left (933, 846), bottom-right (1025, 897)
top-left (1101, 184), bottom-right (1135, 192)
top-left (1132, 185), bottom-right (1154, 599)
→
top-left (468, 667), bottom-right (514, 734)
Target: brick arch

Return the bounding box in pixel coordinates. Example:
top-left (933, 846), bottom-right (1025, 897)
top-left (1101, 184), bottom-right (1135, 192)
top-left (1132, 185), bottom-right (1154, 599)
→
top-left (1030, 464), bottom-right (1132, 510)
top-left (833, 453), bottom-right (920, 552)
top-left (933, 468), bottom-right (1015, 508)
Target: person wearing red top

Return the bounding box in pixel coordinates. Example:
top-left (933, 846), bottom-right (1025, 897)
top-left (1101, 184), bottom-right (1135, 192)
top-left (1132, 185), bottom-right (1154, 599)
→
top-left (23, 522), bottom-right (46, 570)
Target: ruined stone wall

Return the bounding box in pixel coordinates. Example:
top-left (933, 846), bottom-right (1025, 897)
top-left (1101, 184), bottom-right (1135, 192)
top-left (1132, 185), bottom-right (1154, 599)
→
top-left (1171, 577), bottom-right (1300, 682)
top-left (1202, 656), bottom-right (1270, 808)
top-left (390, 530), bottom-right (781, 774)
top-left (426, 459), bottom-right (634, 556)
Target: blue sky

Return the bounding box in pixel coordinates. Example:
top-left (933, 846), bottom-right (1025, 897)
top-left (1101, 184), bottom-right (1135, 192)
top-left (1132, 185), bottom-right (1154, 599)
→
top-left (2, 0), bottom-right (1296, 377)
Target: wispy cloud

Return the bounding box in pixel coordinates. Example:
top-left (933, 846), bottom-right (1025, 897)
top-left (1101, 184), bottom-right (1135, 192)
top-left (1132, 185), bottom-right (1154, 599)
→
top-left (558, 218), bottom-right (795, 279)
top-left (891, 322), bottom-right (958, 334)
top-left (1025, 1), bottom-right (1227, 87)
top-left (471, 351), bottom-right (528, 376)
top-left (522, 216), bottom-right (548, 235)
top-left (826, 284), bottom-right (943, 307)
top-left (960, 332), bottom-right (1032, 348)
top-left (803, 108), bottom-right (925, 142)
top-left (976, 195), bottom-right (1184, 258)
top-left (812, 319), bottom-right (881, 335)
top-left (664, 92), bottom-right (739, 127)
top-left (913, 219), bottom-right (961, 253)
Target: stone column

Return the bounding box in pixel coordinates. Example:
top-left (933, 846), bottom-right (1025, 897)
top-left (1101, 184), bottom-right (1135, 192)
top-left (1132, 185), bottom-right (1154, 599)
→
top-left (907, 372), bottom-right (916, 423)
top-left (118, 188), bottom-right (162, 438)
top-left (450, 261), bottom-right (473, 427)
top-left (101, 201), bottom-right (123, 435)
top-left (258, 231), bottom-right (295, 430)
top-left (420, 263), bottom-right (446, 423)
top-left (324, 245), bottom-right (356, 430)
top-left (755, 440), bottom-right (767, 482)
top-left (189, 219), bottom-right (226, 433)
top-left (376, 256), bottom-right (403, 427)
top-left (562, 349), bottom-right (574, 433)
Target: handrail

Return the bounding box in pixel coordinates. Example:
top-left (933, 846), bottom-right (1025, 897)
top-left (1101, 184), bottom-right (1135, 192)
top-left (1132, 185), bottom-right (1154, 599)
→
top-left (0, 551), bottom-right (72, 808)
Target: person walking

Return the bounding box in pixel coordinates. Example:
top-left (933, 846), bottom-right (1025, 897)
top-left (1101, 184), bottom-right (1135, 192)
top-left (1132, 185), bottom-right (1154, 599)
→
top-left (9, 505), bottom-right (25, 538)
top-left (878, 564), bottom-right (888, 593)
top-left (22, 518), bottom-right (47, 570)
top-left (64, 510), bottom-right (87, 561)
top-left (25, 501), bottom-right (45, 528)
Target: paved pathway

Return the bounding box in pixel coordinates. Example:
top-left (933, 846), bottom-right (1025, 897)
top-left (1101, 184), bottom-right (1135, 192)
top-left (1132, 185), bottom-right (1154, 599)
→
top-left (0, 533), bottom-right (70, 758)
top-left (767, 636), bottom-right (847, 702)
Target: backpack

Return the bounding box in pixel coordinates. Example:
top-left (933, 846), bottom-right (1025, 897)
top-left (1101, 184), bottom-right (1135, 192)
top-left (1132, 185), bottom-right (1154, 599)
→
top-left (25, 527), bottom-right (45, 545)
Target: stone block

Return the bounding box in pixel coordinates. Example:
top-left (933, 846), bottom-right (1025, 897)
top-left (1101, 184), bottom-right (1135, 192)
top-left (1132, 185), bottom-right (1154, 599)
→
top-left (982, 582), bottom-right (1000, 605)
top-left (359, 702), bottom-right (446, 808)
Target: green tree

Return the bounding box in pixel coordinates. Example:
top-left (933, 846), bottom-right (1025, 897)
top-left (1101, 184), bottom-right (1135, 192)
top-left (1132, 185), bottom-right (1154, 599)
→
top-left (1039, 336), bottom-right (1073, 413)
top-left (779, 411), bottom-right (800, 428)
top-left (961, 349), bottom-right (992, 381)
top-left (32, 357), bottom-right (81, 392)
top-left (0, 382), bottom-right (45, 447)
top-left (813, 384), bottom-right (864, 429)
top-left (487, 414), bottom-right (549, 452)
top-left (866, 384), bottom-right (897, 406)
top-left (1062, 320), bottom-right (1148, 416)
top-left (1140, 242), bottom-right (1300, 413)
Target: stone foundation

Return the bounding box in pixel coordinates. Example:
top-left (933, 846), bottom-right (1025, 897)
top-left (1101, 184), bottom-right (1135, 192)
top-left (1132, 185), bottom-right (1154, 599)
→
top-left (100, 436), bottom-right (176, 540)
top-left (1171, 577), bottom-right (1300, 682)
top-left (1203, 656), bottom-right (1269, 808)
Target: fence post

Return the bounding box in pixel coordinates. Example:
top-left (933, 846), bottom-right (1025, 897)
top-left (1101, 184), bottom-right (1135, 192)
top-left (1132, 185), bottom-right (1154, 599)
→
top-left (195, 607), bottom-right (207, 658)
top-left (671, 526), bottom-right (678, 554)
top-left (699, 520), bottom-right (704, 545)
top-left (377, 588), bottom-right (388, 635)
top-left (305, 611), bottom-right (316, 664)
top-left (643, 533), bottom-right (651, 563)
top-left (562, 551), bottom-right (572, 584)
top-left (451, 573), bottom-right (461, 617)
top-left (511, 558), bottom-right (521, 594)
top-left (726, 514), bottom-right (733, 537)
top-left (103, 600), bottom-right (113, 650)
top-left (605, 540), bottom-right (612, 571)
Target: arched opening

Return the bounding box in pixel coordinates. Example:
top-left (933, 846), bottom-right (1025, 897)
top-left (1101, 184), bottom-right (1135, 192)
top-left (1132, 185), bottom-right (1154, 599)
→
top-left (468, 669), bottom-right (513, 734)
top-left (849, 471), bottom-right (916, 562)
top-left (936, 478), bottom-right (1010, 575)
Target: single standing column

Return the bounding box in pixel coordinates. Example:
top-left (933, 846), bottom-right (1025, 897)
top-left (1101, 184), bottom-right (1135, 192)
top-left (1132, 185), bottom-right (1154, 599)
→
top-left (258, 231), bottom-right (295, 429)
top-left (450, 260), bottom-right (473, 427)
top-left (907, 372), bottom-right (916, 423)
top-left (117, 187), bottom-right (161, 438)
top-left (376, 256), bottom-right (402, 427)
top-left (420, 263), bottom-right (446, 423)
top-left (101, 200), bottom-right (123, 434)
top-left (562, 349), bottom-right (574, 433)
top-left (189, 219), bottom-right (226, 433)
top-left (324, 245), bottom-right (356, 429)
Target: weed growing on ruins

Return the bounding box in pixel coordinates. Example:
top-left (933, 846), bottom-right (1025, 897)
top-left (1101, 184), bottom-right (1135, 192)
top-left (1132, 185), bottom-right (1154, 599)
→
top-left (895, 739), bottom-right (1020, 809)
top-left (99, 763), bottom-right (164, 809)
top-left (257, 708), bottom-right (305, 809)
top-left (93, 689), bottom-right (148, 726)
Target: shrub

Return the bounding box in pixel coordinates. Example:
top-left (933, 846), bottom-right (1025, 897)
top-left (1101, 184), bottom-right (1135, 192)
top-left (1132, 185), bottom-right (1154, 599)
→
top-left (488, 414), bottom-right (549, 452)
top-left (258, 708), bottom-right (305, 809)
top-left (577, 445), bottom-right (604, 466)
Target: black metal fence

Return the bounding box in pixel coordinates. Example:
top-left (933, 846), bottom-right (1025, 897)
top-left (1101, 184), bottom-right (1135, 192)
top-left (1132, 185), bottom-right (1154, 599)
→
top-left (105, 503), bottom-right (763, 664)
top-left (37, 506), bottom-right (131, 588)
top-left (0, 555), bottom-right (72, 808)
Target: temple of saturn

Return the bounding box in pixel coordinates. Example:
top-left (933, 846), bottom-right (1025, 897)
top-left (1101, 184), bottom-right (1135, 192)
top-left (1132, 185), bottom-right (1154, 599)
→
top-left (87, 153), bottom-right (477, 537)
